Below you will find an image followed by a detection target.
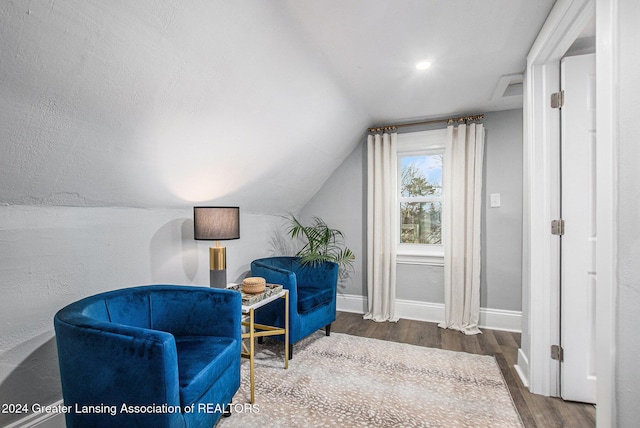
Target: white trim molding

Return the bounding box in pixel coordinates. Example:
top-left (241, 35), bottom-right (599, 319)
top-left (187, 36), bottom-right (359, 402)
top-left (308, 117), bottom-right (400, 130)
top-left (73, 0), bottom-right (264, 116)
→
top-left (396, 252), bottom-right (444, 267)
top-left (337, 294), bottom-right (522, 333)
top-left (515, 348), bottom-right (531, 388)
top-left (595, 0), bottom-right (618, 426)
top-left (523, 0), bottom-right (594, 399)
top-left (522, 0), bottom-right (619, 423)
top-left (336, 293), bottom-right (369, 314)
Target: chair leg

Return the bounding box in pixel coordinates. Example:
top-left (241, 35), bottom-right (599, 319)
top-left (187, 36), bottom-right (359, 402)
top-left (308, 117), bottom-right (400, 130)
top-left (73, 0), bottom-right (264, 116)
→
top-left (325, 323), bottom-right (331, 336)
top-left (288, 344), bottom-right (293, 360)
top-left (257, 336), bottom-right (263, 344)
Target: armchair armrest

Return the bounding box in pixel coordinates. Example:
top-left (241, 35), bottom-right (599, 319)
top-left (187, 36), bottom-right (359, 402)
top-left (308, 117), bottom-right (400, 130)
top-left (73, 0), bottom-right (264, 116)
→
top-left (54, 317), bottom-right (182, 410)
top-left (251, 261), bottom-right (298, 306)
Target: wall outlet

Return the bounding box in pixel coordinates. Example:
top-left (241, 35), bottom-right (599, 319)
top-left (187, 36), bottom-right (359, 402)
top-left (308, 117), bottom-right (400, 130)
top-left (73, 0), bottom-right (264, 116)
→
top-left (490, 193), bottom-right (501, 208)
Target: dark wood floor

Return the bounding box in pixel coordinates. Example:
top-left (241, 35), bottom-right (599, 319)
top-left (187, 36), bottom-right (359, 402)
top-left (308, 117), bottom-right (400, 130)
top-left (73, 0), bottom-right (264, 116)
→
top-left (331, 311), bottom-right (595, 428)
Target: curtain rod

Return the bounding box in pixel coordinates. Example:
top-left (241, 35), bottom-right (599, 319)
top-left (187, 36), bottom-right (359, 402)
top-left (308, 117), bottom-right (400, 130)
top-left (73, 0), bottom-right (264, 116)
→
top-left (368, 114), bottom-right (484, 133)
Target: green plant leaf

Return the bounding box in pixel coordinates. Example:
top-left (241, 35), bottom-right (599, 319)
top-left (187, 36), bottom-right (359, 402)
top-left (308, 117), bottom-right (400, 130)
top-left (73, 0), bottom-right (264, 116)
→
top-left (284, 214), bottom-right (355, 271)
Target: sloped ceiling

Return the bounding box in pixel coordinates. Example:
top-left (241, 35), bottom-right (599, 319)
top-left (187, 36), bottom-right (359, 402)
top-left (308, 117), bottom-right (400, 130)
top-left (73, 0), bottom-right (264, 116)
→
top-left (0, 0), bottom-right (554, 214)
top-left (282, 0), bottom-right (555, 122)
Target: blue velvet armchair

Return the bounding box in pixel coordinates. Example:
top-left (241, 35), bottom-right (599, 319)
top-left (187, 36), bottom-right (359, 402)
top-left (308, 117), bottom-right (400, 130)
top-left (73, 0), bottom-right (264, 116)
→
top-left (250, 257), bottom-right (339, 358)
top-left (53, 285), bottom-right (241, 428)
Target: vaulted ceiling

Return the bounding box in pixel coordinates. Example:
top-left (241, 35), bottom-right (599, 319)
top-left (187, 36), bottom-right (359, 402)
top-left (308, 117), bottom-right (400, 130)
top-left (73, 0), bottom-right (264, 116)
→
top-left (0, 0), bottom-right (555, 214)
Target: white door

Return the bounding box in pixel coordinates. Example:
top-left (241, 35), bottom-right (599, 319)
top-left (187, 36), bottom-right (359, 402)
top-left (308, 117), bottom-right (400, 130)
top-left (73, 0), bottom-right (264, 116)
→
top-left (560, 53), bottom-right (596, 404)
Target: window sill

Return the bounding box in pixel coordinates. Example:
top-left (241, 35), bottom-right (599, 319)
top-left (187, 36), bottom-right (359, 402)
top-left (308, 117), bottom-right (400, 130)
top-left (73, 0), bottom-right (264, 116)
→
top-left (396, 252), bottom-right (444, 267)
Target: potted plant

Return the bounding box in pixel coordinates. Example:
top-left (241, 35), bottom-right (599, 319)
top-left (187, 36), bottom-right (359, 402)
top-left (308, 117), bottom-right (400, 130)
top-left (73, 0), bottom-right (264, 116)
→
top-left (285, 215), bottom-right (355, 274)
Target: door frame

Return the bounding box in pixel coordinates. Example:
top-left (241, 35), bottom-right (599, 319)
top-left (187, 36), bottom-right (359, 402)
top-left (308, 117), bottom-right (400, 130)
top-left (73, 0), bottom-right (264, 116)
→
top-left (521, 0), bottom-right (617, 426)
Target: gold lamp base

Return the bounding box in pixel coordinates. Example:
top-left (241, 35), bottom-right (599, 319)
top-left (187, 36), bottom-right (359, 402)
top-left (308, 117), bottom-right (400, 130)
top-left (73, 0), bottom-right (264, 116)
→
top-left (209, 245), bottom-right (226, 270)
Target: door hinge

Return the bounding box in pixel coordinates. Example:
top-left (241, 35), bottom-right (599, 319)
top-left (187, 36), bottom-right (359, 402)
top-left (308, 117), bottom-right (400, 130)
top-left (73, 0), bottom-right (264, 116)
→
top-left (551, 219), bottom-right (565, 236)
top-left (551, 344), bottom-right (564, 362)
top-left (551, 90), bottom-right (565, 109)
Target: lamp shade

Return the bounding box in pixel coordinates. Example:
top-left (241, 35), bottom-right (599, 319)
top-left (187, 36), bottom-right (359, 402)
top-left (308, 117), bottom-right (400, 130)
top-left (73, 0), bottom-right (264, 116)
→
top-left (193, 207), bottom-right (240, 241)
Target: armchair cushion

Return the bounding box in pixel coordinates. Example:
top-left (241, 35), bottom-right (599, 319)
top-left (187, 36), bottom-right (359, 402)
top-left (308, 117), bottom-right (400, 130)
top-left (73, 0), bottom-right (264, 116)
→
top-left (176, 336), bottom-right (237, 406)
top-left (297, 286), bottom-right (334, 314)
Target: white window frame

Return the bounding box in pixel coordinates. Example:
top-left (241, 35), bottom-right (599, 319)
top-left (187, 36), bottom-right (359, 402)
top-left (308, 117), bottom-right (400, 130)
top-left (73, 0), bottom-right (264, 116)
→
top-left (396, 129), bottom-right (447, 266)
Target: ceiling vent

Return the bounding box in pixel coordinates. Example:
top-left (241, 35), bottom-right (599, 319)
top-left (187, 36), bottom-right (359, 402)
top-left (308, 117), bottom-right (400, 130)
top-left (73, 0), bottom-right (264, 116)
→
top-left (492, 73), bottom-right (524, 101)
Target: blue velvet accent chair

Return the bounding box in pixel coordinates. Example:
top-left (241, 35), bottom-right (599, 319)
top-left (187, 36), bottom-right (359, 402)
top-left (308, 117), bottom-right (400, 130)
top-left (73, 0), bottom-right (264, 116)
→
top-left (250, 256), bottom-right (339, 358)
top-left (53, 285), bottom-right (241, 428)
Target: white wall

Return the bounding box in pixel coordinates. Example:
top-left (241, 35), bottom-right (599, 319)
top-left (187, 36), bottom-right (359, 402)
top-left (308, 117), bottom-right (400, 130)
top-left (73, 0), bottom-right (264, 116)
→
top-left (0, 0), bottom-right (367, 215)
top-left (0, 205), bottom-right (279, 426)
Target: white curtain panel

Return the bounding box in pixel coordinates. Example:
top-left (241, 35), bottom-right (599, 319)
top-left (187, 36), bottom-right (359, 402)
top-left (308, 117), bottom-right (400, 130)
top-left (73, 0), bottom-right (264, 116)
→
top-left (365, 131), bottom-right (399, 322)
top-left (439, 123), bottom-right (485, 335)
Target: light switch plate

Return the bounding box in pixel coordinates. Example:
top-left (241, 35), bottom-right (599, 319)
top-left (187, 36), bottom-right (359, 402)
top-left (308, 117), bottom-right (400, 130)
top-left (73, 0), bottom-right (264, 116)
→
top-left (490, 193), bottom-right (501, 208)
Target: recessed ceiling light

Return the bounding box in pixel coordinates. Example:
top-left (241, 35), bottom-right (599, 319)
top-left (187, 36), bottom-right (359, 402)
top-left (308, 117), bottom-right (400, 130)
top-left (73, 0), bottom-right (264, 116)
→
top-left (415, 60), bottom-right (432, 70)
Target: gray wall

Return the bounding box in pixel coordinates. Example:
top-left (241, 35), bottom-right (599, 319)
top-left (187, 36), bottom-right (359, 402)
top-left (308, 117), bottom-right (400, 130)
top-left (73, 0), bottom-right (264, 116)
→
top-left (298, 134), bottom-right (367, 297)
top-left (300, 108), bottom-right (523, 312)
top-left (481, 109), bottom-right (523, 310)
top-left (617, 0), bottom-right (640, 424)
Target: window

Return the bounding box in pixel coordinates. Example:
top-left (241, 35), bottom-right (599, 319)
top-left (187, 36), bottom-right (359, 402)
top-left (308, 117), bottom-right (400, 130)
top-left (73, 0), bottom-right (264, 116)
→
top-left (400, 151), bottom-right (443, 244)
top-left (397, 129), bottom-right (447, 265)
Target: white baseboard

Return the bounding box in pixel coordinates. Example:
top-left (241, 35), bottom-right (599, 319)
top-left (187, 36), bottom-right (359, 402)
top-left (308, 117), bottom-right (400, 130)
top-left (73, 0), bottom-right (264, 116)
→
top-left (515, 348), bottom-right (530, 388)
top-left (336, 293), bottom-right (368, 314)
top-left (337, 293), bottom-right (522, 333)
top-left (395, 298), bottom-right (444, 323)
top-left (4, 400), bottom-right (65, 428)
top-left (478, 307), bottom-right (523, 333)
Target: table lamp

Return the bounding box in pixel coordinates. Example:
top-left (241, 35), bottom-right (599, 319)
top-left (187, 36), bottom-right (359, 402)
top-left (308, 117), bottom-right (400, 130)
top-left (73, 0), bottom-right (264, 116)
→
top-left (193, 206), bottom-right (240, 288)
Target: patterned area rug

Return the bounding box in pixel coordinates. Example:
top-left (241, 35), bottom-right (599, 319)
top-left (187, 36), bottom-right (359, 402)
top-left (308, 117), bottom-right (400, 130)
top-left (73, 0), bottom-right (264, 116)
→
top-left (218, 332), bottom-right (523, 427)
